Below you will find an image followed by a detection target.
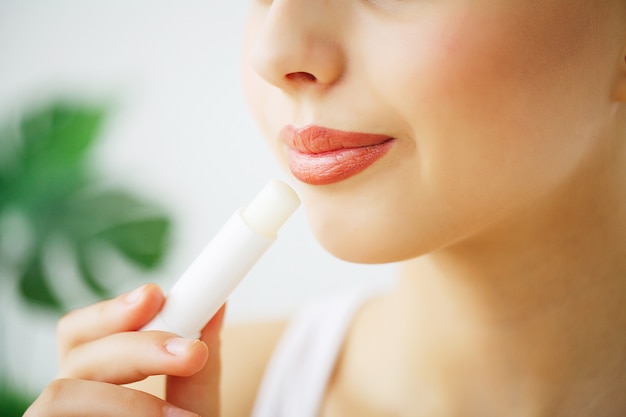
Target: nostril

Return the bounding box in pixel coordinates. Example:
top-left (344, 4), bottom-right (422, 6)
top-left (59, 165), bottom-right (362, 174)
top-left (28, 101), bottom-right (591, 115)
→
top-left (285, 72), bottom-right (317, 83)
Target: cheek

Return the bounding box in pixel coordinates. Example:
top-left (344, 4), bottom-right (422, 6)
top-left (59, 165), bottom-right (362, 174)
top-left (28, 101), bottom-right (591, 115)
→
top-left (241, 14), bottom-right (270, 135)
top-left (302, 4), bottom-right (615, 263)
top-left (241, 46), bottom-right (288, 168)
top-left (369, 4), bottom-right (607, 203)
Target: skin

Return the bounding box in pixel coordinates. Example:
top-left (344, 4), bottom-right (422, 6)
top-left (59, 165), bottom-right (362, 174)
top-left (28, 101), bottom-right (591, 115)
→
top-left (25, 284), bottom-right (224, 417)
top-left (243, 0), bottom-right (626, 415)
top-left (245, 0), bottom-right (626, 263)
top-left (27, 0), bottom-right (626, 416)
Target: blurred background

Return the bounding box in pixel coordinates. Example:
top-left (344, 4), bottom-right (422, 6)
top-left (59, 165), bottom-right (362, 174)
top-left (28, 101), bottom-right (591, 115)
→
top-left (0, 0), bottom-right (393, 413)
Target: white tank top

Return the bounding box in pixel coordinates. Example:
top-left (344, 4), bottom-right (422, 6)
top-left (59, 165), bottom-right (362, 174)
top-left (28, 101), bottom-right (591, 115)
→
top-left (251, 289), bottom-right (375, 417)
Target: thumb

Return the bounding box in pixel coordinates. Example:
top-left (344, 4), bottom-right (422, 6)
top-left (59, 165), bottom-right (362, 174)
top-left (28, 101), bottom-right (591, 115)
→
top-left (166, 305), bottom-right (226, 416)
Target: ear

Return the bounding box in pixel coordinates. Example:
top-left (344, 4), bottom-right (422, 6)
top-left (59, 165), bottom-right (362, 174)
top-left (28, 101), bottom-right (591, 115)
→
top-left (612, 46), bottom-right (626, 103)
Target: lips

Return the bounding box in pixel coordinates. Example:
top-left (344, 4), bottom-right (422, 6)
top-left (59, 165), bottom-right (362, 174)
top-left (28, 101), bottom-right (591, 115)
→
top-left (280, 125), bottom-right (395, 185)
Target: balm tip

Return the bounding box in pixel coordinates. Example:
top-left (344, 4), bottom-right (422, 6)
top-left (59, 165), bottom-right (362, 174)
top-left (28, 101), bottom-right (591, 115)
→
top-left (241, 179), bottom-right (300, 239)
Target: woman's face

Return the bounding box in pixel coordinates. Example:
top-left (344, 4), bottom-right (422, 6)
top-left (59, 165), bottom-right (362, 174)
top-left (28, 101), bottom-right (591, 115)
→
top-left (242, 0), bottom-right (626, 263)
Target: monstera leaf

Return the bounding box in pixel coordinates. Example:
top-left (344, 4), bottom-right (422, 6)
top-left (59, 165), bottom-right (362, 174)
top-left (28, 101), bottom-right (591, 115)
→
top-left (0, 101), bottom-right (172, 311)
top-left (0, 380), bottom-right (32, 417)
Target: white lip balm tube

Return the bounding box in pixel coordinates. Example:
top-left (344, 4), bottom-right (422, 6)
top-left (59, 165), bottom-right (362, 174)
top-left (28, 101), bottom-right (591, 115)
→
top-left (142, 179), bottom-right (300, 339)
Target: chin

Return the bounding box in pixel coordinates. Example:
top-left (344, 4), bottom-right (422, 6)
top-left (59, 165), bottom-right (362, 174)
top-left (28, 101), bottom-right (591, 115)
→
top-left (292, 160), bottom-right (463, 264)
top-left (305, 207), bottom-right (429, 265)
top-left (320, 240), bottom-right (403, 265)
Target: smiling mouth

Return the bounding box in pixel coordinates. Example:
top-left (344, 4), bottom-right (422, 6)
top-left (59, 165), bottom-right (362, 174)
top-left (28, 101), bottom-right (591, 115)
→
top-left (280, 125), bottom-right (395, 185)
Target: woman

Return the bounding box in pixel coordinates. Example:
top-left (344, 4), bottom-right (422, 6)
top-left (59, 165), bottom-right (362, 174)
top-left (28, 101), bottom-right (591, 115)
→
top-left (26, 0), bottom-right (626, 416)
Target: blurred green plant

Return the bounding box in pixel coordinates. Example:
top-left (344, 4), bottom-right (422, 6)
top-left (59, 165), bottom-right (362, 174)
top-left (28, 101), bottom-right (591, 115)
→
top-left (0, 100), bottom-right (173, 415)
top-left (0, 380), bottom-right (32, 416)
top-left (0, 100), bottom-right (172, 309)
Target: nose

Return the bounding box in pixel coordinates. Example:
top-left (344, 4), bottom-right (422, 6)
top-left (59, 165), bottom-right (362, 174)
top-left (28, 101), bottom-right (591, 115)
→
top-left (248, 0), bottom-right (346, 94)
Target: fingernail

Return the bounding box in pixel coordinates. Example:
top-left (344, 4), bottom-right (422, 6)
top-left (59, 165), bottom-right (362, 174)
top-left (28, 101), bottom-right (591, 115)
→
top-left (123, 285), bottom-right (146, 304)
top-left (163, 404), bottom-right (199, 417)
top-left (164, 337), bottom-right (198, 355)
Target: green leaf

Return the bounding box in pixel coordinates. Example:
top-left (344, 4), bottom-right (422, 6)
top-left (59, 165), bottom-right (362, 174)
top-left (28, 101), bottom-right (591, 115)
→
top-left (95, 217), bottom-right (171, 269)
top-left (18, 255), bottom-right (63, 311)
top-left (0, 379), bottom-right (34, 417)
top-left (0, 123), bottom-right (20, 176)
top-left (7, 102), bottom-right (102, 213)
top-left (76, 245), bottom-right (110, 299)
top-left (64, 189), bottom-right (160, 238)
top-left (19, 102), bottom-right (105, 164)
top-left (1, 100), bottom-right (173, 311)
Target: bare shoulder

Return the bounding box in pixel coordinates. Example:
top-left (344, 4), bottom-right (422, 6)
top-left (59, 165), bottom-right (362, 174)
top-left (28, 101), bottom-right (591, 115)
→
top-left (221, 319), bottom-right (289, 417)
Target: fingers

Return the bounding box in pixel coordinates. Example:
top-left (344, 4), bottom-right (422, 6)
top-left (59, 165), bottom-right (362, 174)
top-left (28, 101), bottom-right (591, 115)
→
top-left (24, 379), bottom-right (199, 417)
top-left (57, 284), bottom-right (164, 360)
top-left (58, 331), bottom-right (209, 384)
top-left (47, 287), bottom-right (225, 417)
top-left (167, 305), bottom-right (226, 417)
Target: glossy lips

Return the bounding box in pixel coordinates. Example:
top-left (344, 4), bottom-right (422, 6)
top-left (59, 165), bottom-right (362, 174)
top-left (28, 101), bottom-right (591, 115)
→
top-left (281, 125), bottom-right (394, 185)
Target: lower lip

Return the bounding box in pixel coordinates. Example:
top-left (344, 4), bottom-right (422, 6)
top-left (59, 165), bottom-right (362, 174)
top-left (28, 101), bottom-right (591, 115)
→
top-left (285, 139), bottom-right (395, 185)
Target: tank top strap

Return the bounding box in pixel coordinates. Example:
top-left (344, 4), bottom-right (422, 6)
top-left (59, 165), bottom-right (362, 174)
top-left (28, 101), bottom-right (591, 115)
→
top-left (251, 289), bottom-right (376, 417)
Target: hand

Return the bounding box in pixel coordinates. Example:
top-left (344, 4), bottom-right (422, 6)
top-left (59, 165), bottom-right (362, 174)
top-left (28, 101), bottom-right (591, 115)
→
top-left (24, 284), bottom-right (225, 417)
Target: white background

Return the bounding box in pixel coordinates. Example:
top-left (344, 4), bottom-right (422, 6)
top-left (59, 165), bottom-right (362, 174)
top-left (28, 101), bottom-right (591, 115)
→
top-left (0, 1), bottom-right (394, 395)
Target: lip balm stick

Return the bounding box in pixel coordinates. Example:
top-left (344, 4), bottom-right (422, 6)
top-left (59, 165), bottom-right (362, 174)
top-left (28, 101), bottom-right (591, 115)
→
top-left (142, 179), bottom-right (300, 339)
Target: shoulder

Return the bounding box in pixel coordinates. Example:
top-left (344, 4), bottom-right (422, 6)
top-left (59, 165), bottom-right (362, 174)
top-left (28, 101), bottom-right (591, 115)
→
top-left (220, 319), bottom-right (289, 417)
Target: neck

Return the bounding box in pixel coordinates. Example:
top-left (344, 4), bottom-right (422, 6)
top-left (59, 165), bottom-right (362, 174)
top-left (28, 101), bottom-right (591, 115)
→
top-left (391, 149), bottom-right (626, 416)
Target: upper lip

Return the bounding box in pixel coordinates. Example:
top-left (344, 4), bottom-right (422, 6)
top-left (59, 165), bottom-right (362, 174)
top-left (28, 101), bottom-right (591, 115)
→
top-left (280, 125), bottom-right (393, 154)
